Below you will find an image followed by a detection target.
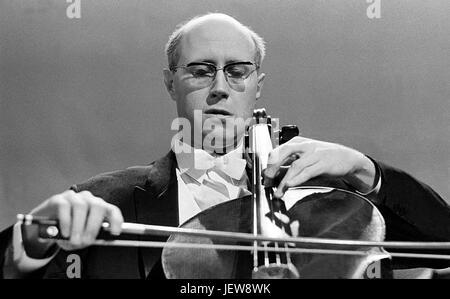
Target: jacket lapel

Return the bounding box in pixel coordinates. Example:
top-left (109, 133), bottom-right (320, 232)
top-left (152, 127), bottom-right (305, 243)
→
top-left (133, 151), bottom-right (179, 278)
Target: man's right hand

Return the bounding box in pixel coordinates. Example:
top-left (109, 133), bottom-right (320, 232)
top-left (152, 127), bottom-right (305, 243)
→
top-left (24, 190), bottom-right (124, 256)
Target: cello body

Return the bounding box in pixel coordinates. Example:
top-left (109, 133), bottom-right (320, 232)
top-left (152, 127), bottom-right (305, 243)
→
top-left (162, 186), bottom-right (391, 279)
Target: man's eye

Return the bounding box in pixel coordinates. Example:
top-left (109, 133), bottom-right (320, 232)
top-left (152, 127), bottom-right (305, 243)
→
top-left (226, 66), bottom-right (247, 78)
top-left (189, 66), bottom-right (213, 77)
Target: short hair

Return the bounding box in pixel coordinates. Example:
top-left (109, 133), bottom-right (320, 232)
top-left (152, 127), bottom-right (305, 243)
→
top-left (165, 13), bottom-right (266, 70)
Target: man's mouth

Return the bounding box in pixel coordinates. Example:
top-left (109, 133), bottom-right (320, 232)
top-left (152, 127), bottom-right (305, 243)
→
top-left (204, 108), bottom-right (233, 116)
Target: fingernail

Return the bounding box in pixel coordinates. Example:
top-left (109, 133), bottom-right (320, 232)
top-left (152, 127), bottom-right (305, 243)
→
top-left (61, 230), bottom-right (69, 239)
top-left (109, 227), bottom-right (121, 236)
top-left (274, 189), bottom-right (282, 198)
top-left (264, 168), bottom-right (273, 178)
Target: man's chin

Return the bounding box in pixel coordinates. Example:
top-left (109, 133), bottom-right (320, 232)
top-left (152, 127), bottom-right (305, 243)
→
top-left (202, 130), bottom-right (243, 154)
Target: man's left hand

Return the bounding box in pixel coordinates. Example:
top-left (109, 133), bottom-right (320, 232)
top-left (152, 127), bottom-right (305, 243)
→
top-left (264, 136), bottom-right (377, 198)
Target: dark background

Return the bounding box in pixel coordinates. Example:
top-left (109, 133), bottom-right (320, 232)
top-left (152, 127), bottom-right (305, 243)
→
top-left (1, 0), bottom-right (449, 229)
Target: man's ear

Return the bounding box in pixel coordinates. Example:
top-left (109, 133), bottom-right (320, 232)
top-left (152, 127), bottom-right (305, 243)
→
top-left (256, 72), bottom-right (265, 100)
top-left (163, 69), bottom-right (177, 101)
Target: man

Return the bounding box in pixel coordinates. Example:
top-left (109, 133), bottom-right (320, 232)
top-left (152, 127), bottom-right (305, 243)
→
top-left (1, 13), bottom-right (449, 279)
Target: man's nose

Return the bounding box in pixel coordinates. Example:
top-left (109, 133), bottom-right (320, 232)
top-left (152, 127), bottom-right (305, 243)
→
top-left (210, 69), bottom-right (230, 100)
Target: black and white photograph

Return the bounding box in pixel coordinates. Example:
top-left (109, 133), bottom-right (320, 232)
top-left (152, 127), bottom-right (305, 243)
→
top-left (0, 0), bottom-right (449, 284)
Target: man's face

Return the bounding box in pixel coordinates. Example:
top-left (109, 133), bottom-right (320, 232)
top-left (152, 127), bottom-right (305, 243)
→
top-left (164, 18), bottom-right (265, 153)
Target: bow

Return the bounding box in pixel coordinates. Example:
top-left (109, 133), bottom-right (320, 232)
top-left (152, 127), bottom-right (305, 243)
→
top-left (194, 151), bottom-right (247, 180)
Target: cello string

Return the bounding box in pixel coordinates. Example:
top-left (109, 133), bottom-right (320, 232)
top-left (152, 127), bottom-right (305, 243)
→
top-left (84, 239), bottom-right (450, 261)
top-left (263, 243), bottom-right (270, 266)
top-left (266, 187), bottom-right (282, 265)
top-left (280, 227), bottom-right (294, 267)
top-left (251, 131), bottom-right (260, 273)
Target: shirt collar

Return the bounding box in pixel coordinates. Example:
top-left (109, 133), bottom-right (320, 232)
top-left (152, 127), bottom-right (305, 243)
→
top-left (172, 136), bottom-right (246, 182)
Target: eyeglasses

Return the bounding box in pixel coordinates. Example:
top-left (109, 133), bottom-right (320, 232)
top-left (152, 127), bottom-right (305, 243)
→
top-left (170, 61), bottom-right (259, 89)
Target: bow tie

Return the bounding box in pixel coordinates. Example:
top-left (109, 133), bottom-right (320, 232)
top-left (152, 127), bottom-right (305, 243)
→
top-left (194, 153), bottom-right (247, 180)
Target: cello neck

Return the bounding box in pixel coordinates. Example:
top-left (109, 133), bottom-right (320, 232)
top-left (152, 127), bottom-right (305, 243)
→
top-left (248, 109), bottom-right (287, 238)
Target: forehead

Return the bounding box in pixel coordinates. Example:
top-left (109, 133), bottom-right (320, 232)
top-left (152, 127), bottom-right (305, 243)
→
top-left (178, 19), bottom-right (256, 64)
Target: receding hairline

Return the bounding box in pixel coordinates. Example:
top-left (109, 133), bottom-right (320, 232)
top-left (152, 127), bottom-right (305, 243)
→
top-left (183, 13), bottom-right (249, 34)
top-left (165, 13), bottom-right (266, 69)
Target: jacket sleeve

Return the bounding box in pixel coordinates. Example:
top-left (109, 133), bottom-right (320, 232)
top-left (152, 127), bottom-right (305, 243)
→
top-left (0, 226), bottom-right (13, 279)
top-left (0, 185), bottom-right (94, 279)
top-left (376, 161), bottom-right (450, 241)
top-left (374, 161), bottom-right (450, 271)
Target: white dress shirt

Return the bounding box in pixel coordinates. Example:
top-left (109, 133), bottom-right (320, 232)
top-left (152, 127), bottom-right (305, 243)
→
top-left (172, 138), bottom-right (251, 224)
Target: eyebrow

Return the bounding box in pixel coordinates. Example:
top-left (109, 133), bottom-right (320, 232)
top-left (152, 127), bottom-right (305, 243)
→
top-left (188, 59), bottom-right (245, 65)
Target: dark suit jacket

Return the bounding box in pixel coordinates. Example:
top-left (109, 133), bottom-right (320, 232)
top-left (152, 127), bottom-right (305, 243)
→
top-left (1, 151), bottom-right (450, 278)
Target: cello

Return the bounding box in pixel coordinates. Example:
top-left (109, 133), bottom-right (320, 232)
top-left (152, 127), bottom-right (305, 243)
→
top-left (19, 108), bottom-right (450, 278)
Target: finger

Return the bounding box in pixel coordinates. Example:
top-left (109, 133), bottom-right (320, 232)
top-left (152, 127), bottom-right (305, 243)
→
top-left (279, 153), bottom-right (320, 186)
top-left (280, 154), bottom-right (301, 166)
top-left (274, 159), bottom-right (323, 198)
top-left (57, 191), bottom-right (73, 238)
top-left (269, 136), bottom-right (312, 165)
top-left (82, 198), bottom-right (106, 243)
top-left (56, 240), bottom-right (75, 251)
top-left (68, 192), bottom-right (89, 246)
top-left (285, 161), bottom-right (327, 194)
top-left (274, 155), bottom-right (319, 198)
top-left (263, 166), bottom-right (289, 187)
top-left (44, 192), bottom-right (72, 238)
top-left (265, 139), bottom-right (315, 178)
top-left (104, 204), bottom-right (124, 236)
